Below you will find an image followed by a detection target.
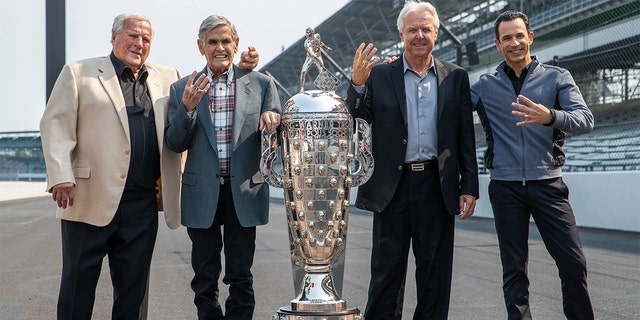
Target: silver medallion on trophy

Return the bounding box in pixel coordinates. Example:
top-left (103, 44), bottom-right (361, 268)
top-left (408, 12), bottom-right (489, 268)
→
top-left (261, 27), bottom-right (374, 320)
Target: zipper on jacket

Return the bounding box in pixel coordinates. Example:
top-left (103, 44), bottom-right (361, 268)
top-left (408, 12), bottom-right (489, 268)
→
top-left (518, 107), bottom-right (527, 187)
top-left (518, 97), bottom-right (527, 187)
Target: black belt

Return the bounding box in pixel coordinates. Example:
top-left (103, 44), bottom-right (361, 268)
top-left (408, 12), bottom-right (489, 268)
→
top-left (219, 175), bottom-right (230, 185)
top-left (404, 159), bottom-right (437, 171)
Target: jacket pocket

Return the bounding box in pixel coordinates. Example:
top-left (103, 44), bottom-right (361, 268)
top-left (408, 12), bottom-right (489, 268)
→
top-left (182, 172), bottom-right (197, 186)
top-left (72, 167), bottom-right (90, 179)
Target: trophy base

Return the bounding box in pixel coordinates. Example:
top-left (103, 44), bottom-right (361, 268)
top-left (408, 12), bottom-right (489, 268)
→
top-left (273, 306), bottom-right (363, 320)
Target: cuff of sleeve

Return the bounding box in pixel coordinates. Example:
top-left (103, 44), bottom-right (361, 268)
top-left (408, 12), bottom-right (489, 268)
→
top-left (352, 84), bottom-right (366, 95)
top-left (186, 108), bottom-right (197, 119)
top-left (544, 109), bottom-right (556, 126)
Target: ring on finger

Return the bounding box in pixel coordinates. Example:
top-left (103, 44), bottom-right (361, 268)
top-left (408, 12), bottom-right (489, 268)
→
top-left (524, 114), bottom-right (530, 119)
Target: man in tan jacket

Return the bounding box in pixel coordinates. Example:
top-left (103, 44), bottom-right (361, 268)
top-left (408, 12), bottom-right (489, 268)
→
top-left (40, 13), bottom-right (258, 319)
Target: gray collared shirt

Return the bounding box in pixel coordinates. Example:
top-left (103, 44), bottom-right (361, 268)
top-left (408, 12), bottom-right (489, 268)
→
top-left (351, 55), bottom-right (438, 163)
top-left (403, 54), bottom-right (438, 163)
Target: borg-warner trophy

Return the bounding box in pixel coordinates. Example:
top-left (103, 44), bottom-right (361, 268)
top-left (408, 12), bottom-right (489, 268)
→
top-left (260, 28), bottom-right (374, 320)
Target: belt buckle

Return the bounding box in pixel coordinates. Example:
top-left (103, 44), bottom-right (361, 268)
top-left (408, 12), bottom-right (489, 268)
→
top-left (410, 163), bottom-right (425, 171)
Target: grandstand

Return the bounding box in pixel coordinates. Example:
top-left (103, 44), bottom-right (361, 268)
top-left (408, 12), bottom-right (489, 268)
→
top-left (2, 0), bottom-right (638, 182)
top-left (0, 131), bottom-right (45, 181)
top-left (564, 102), bottom-right (640, 172)
top-left (260, 0), bottom-right (640, 174)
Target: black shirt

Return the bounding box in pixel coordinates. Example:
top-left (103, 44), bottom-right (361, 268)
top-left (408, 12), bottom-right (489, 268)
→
top-left (110, 52), bottom-right (160, 197)
top-left (504, 60), bottom-right (538, 95)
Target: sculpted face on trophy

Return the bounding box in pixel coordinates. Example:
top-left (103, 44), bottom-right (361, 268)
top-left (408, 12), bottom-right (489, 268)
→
top-left (260, 28), bottom-right (374, 320)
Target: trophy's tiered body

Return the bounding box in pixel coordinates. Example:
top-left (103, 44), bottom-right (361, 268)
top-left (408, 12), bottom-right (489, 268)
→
top-left (261, 90), bottom-right (373, 320)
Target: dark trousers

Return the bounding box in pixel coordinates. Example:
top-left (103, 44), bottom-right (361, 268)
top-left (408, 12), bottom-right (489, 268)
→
top-left (187, 184), bottom-right (256, 320)
top-left (489, 178), bottom-right (594, 320)
top-left (57, 195), bottom-right (158, 320)
top-left (364, 164), bottom-right (455, 320)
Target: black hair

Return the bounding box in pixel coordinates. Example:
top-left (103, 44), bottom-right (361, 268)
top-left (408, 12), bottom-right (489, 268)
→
top-left (494, 11), bottom-right (531, 40)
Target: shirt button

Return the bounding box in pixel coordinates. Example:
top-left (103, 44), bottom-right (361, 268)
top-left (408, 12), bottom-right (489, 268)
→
top-left (120, 174), bottom-right (126, 179)
top-left (397, 165), bottom-right (403, 171)
top-left (124, 150), bottom-right (130, 155)
top-left (402, 139), bottom-right (407, 144)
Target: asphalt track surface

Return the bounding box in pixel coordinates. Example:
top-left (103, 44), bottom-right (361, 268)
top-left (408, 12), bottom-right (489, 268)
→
top-left (1, 196), bottom-right (638, 319)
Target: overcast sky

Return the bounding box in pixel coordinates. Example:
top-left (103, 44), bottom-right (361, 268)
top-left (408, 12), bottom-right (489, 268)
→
top-left (0, 0), bottom-right (351, 132)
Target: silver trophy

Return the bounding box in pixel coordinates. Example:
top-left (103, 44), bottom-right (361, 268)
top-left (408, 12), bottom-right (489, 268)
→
top-left (261, 28), bottom-right (373, 320)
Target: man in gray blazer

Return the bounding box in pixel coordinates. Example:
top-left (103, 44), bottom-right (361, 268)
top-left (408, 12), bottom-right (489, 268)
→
top-left (164, 15), bottom-right (281, 320)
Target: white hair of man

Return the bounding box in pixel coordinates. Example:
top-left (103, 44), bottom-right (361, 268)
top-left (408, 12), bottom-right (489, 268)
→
top-left (112, 13), bottom-right (152, 35)
top-left (396, 1), bottom-right (440, 31)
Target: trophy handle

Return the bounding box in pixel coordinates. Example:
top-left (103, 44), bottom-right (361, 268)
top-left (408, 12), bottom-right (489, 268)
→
top-left (350, 118), bottom-right (374, 187)
top-left (260, 129), bottom-right (283, 188)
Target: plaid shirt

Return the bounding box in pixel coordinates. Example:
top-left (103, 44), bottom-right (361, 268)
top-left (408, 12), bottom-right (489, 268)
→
top-left (207, 67), bottom-right (235, 176)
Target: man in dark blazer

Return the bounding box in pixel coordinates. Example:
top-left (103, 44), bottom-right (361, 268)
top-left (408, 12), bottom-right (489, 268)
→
top-left (345, 2), bottom-right (479, 319)
top-left (164, 15), bottom-right (280, 320)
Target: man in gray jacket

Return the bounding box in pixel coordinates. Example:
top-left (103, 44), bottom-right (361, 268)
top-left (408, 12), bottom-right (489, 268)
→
top-left (471, 11), bottom-right (594, 320)
top-left (165, 15), bottom-right (280, 320)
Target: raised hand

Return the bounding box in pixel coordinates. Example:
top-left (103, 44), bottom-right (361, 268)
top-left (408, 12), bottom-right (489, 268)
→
top-left (351, 43), bottom-right (380, 86)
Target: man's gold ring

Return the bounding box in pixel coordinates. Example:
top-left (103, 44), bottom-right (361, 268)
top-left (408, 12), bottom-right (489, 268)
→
top-left (524, 114), bottom-right (530, 119)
